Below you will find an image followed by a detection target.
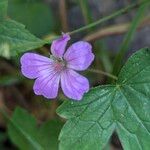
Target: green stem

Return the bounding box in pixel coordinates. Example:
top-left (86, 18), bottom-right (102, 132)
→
top-left (78, 0), bottom-right (93, 25)
top-left (68, 1), bottom-right (144, 35)
top-left (87, 69), bottom-right (118, 80)
top-left (46, 1), bottom-right (145, 44)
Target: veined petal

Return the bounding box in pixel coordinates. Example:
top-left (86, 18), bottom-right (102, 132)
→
top-left (20, 53), bottom-right (54, 79)
top-left (64, 41), bottom-right (94, 71)
top-left (51, 33), bottom-right (70, 58)
top-left (33, 71), bottom-right (60, 99)
top-left (61, 69), bottom-right (89, 100)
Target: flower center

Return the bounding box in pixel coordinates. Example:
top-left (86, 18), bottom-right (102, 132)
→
top-left (53, 58), bottom-right (66, 72)
top-left (50, 55), bottom-right (67, 72)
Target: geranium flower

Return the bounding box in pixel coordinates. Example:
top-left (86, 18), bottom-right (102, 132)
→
top-left (20, 34), bottom-right (94, 100)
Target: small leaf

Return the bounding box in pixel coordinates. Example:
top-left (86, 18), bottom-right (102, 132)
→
top-left (0, 19), bottom-right (45, 57)
top-left (57, 48), bottom-right (150, 150)
top-left (8, 107), bottom-right (63, 150)
top-left (0, 0), bottom-right (8, 21)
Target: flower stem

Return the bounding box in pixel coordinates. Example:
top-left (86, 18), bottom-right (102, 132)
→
top-left (68, 1), bottom-right (145, 35)
top-left (87, 69), bottom-right (118, 80)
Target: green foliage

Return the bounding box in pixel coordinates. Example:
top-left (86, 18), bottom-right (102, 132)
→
top-left (57, 48), bottom-right (150, 150)
top-left (8, 107), bottom-right (63, 150)
top-left (0, 0), bottom-right (149, 149)
top-left (0, 0), bottom-right (8, 21)
top-left (0, 0), bottom-right (45, 58)
top-left (0, 20), bottom-right (45, 57)
top-left (8, 0), bottom-right (55, 37)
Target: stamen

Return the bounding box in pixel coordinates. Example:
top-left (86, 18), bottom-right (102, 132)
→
top-left (53, 59), bottom-right (66, 72)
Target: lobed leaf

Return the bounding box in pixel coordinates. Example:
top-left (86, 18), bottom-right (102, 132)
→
top-left (57, 48), bottom-right (150, 150)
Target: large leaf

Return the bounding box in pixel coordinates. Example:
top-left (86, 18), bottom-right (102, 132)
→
top-left (8, 107), bottom-right (63, 150)
top-left (0, 19), bottom-right (45, 57)
top-left (8, 0), bottom-right (55, 37)
top-left (57, 48), bottom-right (150, 150)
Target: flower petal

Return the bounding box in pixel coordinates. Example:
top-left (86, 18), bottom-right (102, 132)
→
top-left (61, 69), bottom-right (89, 100)
top-left (20, 53), bottom-right (53, 79)
top-left (33, 71), bottom-right (60, 99)
top-left (64, 41), bottom-right (94, 71)
top-left (51, 33), bottom-right (70, 58)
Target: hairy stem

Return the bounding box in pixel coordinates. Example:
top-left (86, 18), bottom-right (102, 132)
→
top-left (87, 69), bottom-right (118, 80)
top-left (68, 1), bottom-right (145, 35)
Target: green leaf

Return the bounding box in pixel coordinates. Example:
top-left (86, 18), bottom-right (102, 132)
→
top-left (8, 0), bottom-right (55, 37)
top-left (0, 0), bottom-right (46, 57)
top-left (57, 47), bottom-right (150, 150)
top-left (58, 86), bottom-right (116, 150)
top-left (8, 107), bottom-right (63, 150)
top-left (0, 19), bottom-right (45, 57)
top-left (0, 0), bottom-right (8, 21)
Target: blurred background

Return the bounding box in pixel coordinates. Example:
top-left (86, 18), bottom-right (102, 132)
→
top-left (0, 0), bottom-right (150, 149)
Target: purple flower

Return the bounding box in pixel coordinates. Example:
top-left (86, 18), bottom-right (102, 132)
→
top-left (20, 33), bottom-right (94, 100)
